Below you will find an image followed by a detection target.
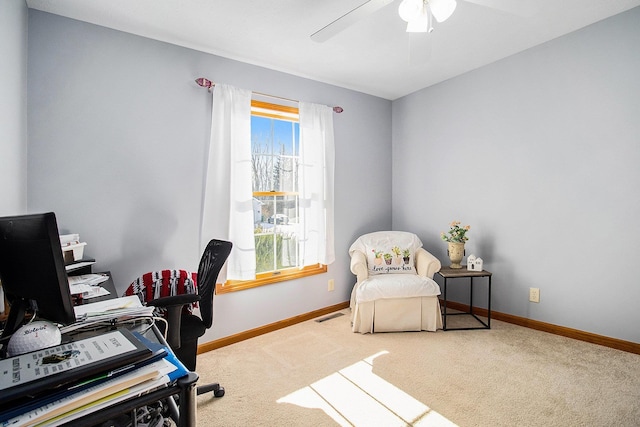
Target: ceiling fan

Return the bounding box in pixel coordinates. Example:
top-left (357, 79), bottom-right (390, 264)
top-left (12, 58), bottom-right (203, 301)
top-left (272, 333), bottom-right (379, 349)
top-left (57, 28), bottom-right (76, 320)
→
top-left (310, 0), bottom-right (457, 67)
top-left (311, 0), bottom-right (531, 43)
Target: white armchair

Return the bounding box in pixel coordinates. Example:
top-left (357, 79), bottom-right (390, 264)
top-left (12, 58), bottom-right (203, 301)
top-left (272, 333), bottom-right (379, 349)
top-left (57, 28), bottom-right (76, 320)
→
top-left (349, 231), bottom-right (443, 333)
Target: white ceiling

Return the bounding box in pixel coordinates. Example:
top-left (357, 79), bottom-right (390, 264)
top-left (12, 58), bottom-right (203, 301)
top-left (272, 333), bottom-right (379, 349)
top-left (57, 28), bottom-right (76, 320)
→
top-left (26, 0), bottom-right (640, 100)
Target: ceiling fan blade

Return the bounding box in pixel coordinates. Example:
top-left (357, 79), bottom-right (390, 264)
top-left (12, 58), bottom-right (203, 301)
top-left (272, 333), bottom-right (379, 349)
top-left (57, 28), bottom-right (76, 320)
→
top-left (311, 0), bottom-right (396, 42)
top-left (463, 0), bottom-right (537, 17)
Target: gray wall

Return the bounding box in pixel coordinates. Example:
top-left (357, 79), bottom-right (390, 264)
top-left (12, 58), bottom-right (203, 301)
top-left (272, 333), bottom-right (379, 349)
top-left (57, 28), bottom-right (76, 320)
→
top-left (392, 7), bottom-right (640, 343)
top-left (26, 11), bottom-right (392, 341)
top-left (0, 0), bottom-right (28, 215)
top-left (22, 7), bottom-right (640, 345)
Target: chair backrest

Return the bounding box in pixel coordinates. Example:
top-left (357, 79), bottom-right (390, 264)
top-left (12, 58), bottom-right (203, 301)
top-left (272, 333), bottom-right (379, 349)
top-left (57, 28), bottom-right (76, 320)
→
top-left (123, 239), bottom-right (232, 328)
top-left (197, 239), bottom-right (233, 329)
top-left (125, 269), bottom-right (198, 309)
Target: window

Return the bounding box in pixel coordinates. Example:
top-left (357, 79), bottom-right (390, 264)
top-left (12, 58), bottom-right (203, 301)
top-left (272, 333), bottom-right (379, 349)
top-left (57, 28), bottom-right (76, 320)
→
top-left (218, 101), bottom-right (326, 293)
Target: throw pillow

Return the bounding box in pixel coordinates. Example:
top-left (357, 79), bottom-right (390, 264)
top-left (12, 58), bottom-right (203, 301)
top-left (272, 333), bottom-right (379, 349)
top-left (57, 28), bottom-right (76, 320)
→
top-left (349, 231), bottom-right (422, 275)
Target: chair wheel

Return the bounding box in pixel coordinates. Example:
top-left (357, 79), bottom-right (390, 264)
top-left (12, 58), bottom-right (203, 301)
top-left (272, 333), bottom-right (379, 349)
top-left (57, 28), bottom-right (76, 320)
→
top-left (214, 386), bottom-right (225, 398)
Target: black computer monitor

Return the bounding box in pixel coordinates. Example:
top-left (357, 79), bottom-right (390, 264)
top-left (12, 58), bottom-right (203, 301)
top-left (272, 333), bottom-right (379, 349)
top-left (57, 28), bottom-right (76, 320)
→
top-left (0, 212), bottom-right (76, 346)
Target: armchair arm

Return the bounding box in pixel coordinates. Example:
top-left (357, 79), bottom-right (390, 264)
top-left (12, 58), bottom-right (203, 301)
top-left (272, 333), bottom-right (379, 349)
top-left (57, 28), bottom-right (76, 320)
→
top-left (147, 294), bottom-right (201, 350)
top-left (415, 248), bottom-right (442, 279)
top-left (350, 250), bottom-right (369, 283)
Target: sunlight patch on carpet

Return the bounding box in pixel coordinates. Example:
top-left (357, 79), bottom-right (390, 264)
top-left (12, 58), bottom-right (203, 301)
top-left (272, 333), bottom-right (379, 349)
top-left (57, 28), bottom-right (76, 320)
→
top-left (261, 331), bottom-right (343, 370)
top-left (277, 351), bottom-right (458, 426)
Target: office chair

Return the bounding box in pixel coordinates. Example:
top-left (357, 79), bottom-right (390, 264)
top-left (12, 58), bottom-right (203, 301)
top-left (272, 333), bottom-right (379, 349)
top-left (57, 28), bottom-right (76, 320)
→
top-left (125, 239), bottom-right (233, 397)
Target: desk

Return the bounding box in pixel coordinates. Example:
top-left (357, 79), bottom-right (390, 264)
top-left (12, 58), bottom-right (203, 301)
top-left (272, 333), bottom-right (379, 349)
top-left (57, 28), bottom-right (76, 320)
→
top-left (2, 273), bottom-right (198, 427)
top-left (63, 322), bottom-right (198, 427)
top-left (69, 273), bottom-right (197, 427)
top-left (436, 266), bottom-right (492, 331)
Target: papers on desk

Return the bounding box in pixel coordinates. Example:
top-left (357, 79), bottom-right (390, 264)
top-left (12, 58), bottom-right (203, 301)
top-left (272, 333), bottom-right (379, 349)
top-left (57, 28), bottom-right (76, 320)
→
top-left (73, 295), bottom-right (151, 319)
top-left (68, 274), bottom-right (109, 287)
top-left (61, 296), bottom-right (155, 334)
top-left (11, 361), bottom-right (170, 427)
top-left (0, 328), bottom-right (156, 425)
top-left (71, 284), bottom-right (111, 299)
top-left (68, 274), bottom-right (111, 299)
top-left (1, 342), bottom-right (187, 426)
top-left (39, 359), bottom-right (177, 427)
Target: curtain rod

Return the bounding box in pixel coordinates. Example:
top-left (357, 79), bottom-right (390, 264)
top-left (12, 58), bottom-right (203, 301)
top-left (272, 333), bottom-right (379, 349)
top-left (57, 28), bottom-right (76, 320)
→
top-left (195, 77), bottom-right (343, 113)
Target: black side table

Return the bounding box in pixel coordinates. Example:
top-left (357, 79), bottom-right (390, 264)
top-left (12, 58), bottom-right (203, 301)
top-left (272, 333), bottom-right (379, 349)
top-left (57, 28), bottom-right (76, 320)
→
top-left (436, 266), bottom-right (492, 330)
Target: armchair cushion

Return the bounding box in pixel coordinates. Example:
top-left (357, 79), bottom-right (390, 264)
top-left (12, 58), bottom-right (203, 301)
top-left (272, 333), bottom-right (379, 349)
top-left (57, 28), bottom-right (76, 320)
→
top-left (349, 231), bottom-right (422, 275)
top-left (354, 274), bottom-right (440, 303)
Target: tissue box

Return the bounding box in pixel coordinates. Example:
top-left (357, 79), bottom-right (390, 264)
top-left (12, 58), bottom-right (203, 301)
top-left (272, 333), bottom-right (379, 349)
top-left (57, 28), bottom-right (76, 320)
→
top-left (62, 242), bottom-right (87, 263)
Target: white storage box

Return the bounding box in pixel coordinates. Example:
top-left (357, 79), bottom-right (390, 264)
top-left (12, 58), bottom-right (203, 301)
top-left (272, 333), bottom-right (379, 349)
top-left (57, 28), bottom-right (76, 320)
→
top-left (62, 242), bottom-right (86, 263)
top-left (60, 234), bottom-right (80, 246)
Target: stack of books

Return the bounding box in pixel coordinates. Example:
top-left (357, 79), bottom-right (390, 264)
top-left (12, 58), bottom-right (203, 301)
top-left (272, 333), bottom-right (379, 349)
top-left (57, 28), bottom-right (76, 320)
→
top-left (0, 328), bottom-right (188, 426)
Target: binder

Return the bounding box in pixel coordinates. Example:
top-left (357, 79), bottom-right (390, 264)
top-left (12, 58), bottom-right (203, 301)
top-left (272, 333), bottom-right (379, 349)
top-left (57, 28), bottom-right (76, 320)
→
top-left (133, 332), bottom-right (190, 381)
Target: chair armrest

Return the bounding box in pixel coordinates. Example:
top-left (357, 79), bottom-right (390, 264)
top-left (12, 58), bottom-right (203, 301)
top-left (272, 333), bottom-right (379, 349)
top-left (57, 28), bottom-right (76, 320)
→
top-left (147, 294), bottom-right (201, 309)
top-left (147, 294), bottom-right (201, 350)
top-left (350, 250), bottom-right (369, 283)
top-left (415, 248), bottom-right (442, 279)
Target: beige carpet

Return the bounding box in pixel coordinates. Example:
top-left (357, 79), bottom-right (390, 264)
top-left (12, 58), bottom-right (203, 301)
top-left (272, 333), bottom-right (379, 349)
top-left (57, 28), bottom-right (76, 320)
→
top-left (194, 309), bottom-right (640, 426)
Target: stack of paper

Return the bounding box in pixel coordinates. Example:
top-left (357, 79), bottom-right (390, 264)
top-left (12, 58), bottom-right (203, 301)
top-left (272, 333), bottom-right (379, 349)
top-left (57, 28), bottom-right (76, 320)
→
top-left (68, 274), bottom-right (111, 299)
top-left (68, 274), bottom-right (110, 287)
top-left (0, 330), bottom-right (188, 426)
top-left (61, 296), bottom-right (155, 334)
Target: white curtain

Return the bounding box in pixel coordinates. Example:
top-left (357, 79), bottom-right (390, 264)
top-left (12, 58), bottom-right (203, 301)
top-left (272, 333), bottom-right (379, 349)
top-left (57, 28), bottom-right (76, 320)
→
top-left (200, 84), bottom-right (256, 281)
top-left (298, 102), bottom-right (336, 266)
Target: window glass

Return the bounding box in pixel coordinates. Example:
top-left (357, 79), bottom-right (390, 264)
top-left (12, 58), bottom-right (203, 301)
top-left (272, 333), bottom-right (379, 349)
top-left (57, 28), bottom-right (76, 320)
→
top-left (251, 115), bottom-right (299, 193)
top-left (251, 104), bottom-right (301, 275)
top-left (254, 194), bottom-right (298, 273)
top-left (217, 100), bottom-right (327, 294)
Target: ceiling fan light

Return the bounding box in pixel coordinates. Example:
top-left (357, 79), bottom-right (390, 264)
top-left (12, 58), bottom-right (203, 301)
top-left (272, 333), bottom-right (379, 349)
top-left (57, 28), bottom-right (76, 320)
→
top-left (398, 0), bottom-right (425, 23)
top-left (429, 0), bottom-right (456, 23)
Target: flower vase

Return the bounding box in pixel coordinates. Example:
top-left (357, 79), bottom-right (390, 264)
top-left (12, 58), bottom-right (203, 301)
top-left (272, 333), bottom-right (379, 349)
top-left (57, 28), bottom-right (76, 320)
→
top-left (447, 242), bottom-right (465, 269)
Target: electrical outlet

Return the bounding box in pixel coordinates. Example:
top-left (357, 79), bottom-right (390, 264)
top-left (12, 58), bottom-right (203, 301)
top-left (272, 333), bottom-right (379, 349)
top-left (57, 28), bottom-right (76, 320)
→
top-left (529, 287), bottom-right (540, 303)
top-left (328, 279), bottom-right (335, 292)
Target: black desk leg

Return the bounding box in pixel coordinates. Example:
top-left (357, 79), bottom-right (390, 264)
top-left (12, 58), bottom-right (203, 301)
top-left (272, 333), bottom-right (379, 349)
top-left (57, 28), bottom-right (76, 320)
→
top-left (442, 278), bottom-right (448, 330)
top-left (178, 372), bottom-right (198, 427)
top-left (469, 277), bottom-right (474, 316)
top-left (487, 275), bottom-right (492, 328)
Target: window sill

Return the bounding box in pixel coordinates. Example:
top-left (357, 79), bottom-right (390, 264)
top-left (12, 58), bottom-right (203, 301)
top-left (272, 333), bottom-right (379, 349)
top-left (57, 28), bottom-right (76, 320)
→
top-left (215, 264), bottom-right (327, 294)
